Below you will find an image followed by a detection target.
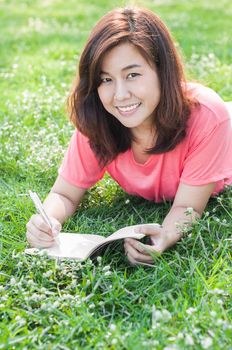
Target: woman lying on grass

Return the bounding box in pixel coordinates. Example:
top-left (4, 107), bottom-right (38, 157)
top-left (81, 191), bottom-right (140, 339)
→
top-left (26, 7), bottom-right (232, 265)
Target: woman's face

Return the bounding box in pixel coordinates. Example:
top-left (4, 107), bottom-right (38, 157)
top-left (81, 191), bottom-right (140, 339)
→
top-left (97, 42), bottom-right (161, 132)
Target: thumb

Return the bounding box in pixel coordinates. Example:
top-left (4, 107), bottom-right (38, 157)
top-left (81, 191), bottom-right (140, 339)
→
top-left (50, 218), bottom-right (62, 236)
top-left (134, 223), bottom-right (162, 236)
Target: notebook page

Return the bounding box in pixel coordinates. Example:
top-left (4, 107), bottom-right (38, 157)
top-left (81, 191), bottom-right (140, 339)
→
top-left (25, 232), bottom-right (105, 260)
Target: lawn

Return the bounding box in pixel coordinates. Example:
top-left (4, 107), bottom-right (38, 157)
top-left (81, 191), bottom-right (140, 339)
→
top-left (0, 0), bottom-right (232, 349)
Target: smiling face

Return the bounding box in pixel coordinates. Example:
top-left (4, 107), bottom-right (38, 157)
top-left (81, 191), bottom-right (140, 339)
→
top-left (97, 42), bottom-right (161, 133)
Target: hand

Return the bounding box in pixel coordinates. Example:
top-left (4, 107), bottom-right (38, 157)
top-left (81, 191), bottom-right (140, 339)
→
top-left (124, 224), bottom-right (175, 265)
top-left (26, 214), bottom-right (61, 248)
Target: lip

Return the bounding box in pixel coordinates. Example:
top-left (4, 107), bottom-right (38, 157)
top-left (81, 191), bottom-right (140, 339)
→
top-left (116, 103), bottom-right (141, 116)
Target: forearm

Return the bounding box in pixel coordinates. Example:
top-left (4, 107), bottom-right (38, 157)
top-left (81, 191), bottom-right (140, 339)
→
top-left (43, 191), bottom-right (78, 224)
top-left (161, 205), bottom-right (200, 246)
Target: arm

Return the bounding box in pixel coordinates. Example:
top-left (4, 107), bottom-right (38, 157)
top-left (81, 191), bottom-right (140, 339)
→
top-left (124, 182), bottom-right (216, 265)
top-left (43, 175), bottom-right (86, 224)
top-left (160, 181), bottom-right (216, 246)
top-left (26, 175), bottom-right (87, 247)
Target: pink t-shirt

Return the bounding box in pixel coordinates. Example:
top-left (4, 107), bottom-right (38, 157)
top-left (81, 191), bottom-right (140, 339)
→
top-left (59, 84), bottom-right (232, 202)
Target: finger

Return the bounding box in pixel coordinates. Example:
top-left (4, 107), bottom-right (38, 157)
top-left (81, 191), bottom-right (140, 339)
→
top-left (125, 238), bottom-right (151, 256)
top-left (127, 252), bottom-right (154, 267)
top-left (134, 224), bottom-right (162, 236)
top-left (26, 220), bottom-right (54, 241)
top-left (27, 223), bottom-right (54, 242)
top-left (28, 214), bottom-right (53, 236)
top-left (125, 239), bottom-right (162, 258)
top-left (127, 253), bottom-right (138, 266)
top-left (127, 249), bottom-right (153, 265)
top-left (125, 242), bottom-right (154, 263)
top-left (50, 218), bottom-right (62, 236)
top-left (26, 231), bottom-right (55, 248)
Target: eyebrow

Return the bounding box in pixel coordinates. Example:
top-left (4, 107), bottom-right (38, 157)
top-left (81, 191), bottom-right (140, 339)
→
top-left (100, 64), bottom-right (142, 75)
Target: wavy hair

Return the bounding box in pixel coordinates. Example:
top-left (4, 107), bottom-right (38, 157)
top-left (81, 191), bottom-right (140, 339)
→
top-left (68, 7), bottom-right (195, 166)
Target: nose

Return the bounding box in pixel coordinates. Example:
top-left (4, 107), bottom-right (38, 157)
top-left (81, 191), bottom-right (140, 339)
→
top-left (114, 81), bottom-right (131, 101)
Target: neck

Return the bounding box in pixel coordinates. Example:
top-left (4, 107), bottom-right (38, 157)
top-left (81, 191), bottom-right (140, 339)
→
top-left (132, 126), bottom-right (157, 148)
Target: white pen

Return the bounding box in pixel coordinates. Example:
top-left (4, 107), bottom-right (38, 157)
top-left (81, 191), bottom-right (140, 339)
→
top-left (29, 190), bottom-right (60, 245)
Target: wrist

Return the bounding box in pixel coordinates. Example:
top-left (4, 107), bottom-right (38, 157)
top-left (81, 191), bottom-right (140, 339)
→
top-left (159, 227), bottom-right (181, 251)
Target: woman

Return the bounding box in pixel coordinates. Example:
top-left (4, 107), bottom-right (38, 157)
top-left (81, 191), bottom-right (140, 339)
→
top-left (26, 7), bottom-right (232, 265)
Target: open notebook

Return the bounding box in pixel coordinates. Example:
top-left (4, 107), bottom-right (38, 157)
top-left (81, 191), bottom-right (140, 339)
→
top-left (25, 225), bottom-right (147, 261)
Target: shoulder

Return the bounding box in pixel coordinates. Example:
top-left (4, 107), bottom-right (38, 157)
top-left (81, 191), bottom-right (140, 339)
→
top-left (70, 129), bottom-right (92, 149)
top-left (186, 83), bottom-right (230, 134)
top-left (65, 129), bottom-right (100, 164)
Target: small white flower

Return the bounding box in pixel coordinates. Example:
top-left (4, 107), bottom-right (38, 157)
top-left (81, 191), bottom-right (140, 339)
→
top-left (53, 301), bottom-right (60, 308)
top-left (186, 207), bottom-right (194, 215)
top-left (40, 303), bottom-right (47, 310)
top-left (111, 338), bottom-right (118, 345)
top-left (177, 332), bottom-right (184, 339)
top-left (186, 307), bottom-right (196, 315)
top-left (152, 308), bottom-right (163, 322)
top-left (162, 309), bottom-right (172, 321)
top-left (43, 270), bottom-right (53, 278)
top-left (30, 293), bottom-right (39, 301)
top-left (168, 337), bottom-right (177, 341)
top-left (97, 256), bottom-right (102, 263)
top-left (40, 287), bottom-right (47, 294)
top-left (27, 279), bottom-right (34, 287)
top-left (163, 345), bottom-right (179, 350)
top-left (210, 311), bottom-right (217, 317)
top-left (70, 279), bottom-right (77, 287)
top-left (102, 265), bottom-right (111, 272)
top-left (109, 324), bottom-right (116, 331)
top-left (185, 334), bottom-right (194, 345)
top-left (17, 261), bottom-right (23, 268)
top-left (62, 293), bottom-right (73, 300)
top-left (19, 319), bottom-right (26, 326)
top-left (201, 336), bottom-right (213, 349)
top-left (209, 288), bottom-right (224, 295)
top-left (36, 260), bottom-right (42, 267)
top-left (125, 199), bottom-right (130, 204)
top-left (208, 330), bottom-right (215, 338)
top-left (104, 271), bottom-right (112, 276)
top-left (10, 277), bottom-right (17, 285)
top-left (38, 250), bottom-right (48, 256)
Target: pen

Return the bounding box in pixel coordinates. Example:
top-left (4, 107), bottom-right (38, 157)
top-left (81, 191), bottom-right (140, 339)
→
top-left (29, 190), bottom-right (60, 245)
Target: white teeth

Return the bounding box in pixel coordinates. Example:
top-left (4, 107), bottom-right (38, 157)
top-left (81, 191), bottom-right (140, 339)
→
top-left (117, 103), bottom-right (140, 112)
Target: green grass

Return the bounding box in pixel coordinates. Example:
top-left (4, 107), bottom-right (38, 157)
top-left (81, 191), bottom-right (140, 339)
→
top-left (0, 0), bottom-right (232, 349)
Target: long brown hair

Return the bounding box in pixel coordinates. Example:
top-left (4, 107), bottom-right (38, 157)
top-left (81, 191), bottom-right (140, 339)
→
top-left (68, 7), bottom-right (195, 166)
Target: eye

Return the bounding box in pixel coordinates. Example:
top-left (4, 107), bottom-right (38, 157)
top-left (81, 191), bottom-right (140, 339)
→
top-left (100, 77), bottom-right (112, 84)
top-left (127, 73), bottom-right (140, 79)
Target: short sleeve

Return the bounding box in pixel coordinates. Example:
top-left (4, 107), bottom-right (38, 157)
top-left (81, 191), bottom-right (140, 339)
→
top-left (58, 130), bottom-right (105, 188)
top-left (180, 103), bottom-right (232, 186)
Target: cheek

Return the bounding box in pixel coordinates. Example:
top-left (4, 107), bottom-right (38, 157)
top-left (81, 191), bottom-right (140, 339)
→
top-left (144, 84), bottom-right (161, 107)
top-left (97, 87), bottom-right (112, 107)
top-left (144, 73), bottom-right (161, 102)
